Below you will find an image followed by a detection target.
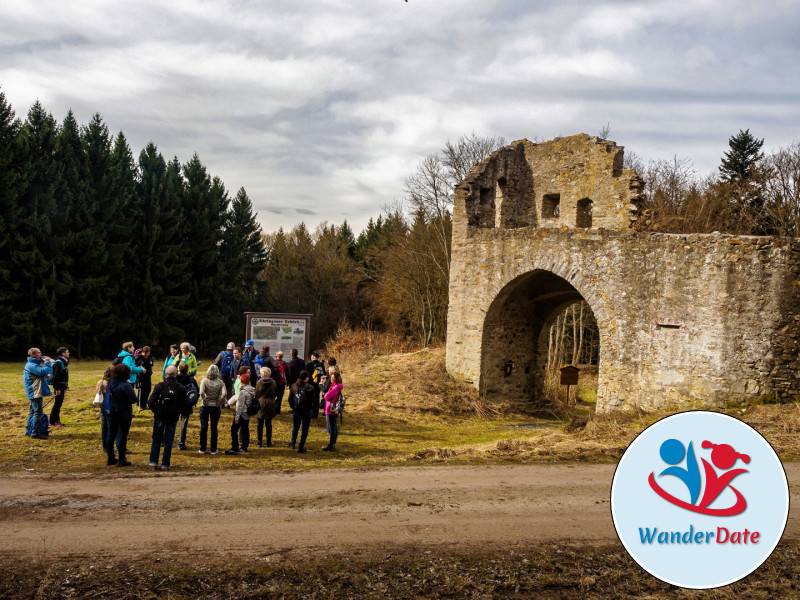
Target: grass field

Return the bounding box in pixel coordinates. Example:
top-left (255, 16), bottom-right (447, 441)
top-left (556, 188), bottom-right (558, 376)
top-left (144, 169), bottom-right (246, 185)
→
top-left (3, 347), bottom-right (799, 474)
top-left (0, 357), bottom-right (552, 474)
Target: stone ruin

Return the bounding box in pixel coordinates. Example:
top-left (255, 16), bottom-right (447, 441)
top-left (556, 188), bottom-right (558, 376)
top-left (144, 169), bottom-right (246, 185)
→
top-left (445, 134), bottom-right (800, 412)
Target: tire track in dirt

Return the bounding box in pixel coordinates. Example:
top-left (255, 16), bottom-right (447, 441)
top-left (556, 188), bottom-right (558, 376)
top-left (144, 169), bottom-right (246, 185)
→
top-left (1, 463), bottom-right (797, 558)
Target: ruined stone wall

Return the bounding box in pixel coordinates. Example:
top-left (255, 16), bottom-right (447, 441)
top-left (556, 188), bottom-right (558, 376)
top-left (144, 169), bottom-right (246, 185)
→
top-left (446, 134), bottom-right (800, 412)
top-left (462, 134), bottom-right (642, 232)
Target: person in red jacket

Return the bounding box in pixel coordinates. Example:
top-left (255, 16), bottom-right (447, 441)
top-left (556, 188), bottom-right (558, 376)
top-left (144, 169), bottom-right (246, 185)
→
top-left (322, 368), bottom-right (343, 451)
top-left (273, 351), bottom-right (288, 414)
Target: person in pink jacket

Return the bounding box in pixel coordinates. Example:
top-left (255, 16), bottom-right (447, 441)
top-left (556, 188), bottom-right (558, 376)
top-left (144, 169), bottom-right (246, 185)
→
top-left (322, 368), bottom-right (343, 451)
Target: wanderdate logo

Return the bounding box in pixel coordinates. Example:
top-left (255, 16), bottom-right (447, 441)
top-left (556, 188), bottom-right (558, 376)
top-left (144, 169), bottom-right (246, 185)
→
top-left (611, 411), bottom-right (789, 589)
top-left (648, 438), bottom-right (750, 516)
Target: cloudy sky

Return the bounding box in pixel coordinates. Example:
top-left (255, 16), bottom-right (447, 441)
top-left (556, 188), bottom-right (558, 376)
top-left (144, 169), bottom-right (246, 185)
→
top-left (1, 0), bottom-right (798, 233)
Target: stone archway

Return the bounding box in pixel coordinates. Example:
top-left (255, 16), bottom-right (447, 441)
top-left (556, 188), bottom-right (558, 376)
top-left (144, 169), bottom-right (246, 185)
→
top-left (446, 134), bottom-right (800, 412)
top-left (479, 270), bottom-right (602, 407)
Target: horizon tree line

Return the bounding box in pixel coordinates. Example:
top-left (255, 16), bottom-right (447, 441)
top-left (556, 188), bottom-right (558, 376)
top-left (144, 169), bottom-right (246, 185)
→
top-left (1, 90), bottom-right (797, 359)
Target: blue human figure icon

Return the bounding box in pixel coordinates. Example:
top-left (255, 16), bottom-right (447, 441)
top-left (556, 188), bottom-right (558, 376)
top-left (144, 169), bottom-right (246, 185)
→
top-left (658, 438), bottom-right (701, 505)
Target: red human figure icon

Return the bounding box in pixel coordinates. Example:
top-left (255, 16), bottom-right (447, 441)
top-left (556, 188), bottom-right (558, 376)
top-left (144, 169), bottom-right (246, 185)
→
top-left (698, 441), bottom-right (750, 510)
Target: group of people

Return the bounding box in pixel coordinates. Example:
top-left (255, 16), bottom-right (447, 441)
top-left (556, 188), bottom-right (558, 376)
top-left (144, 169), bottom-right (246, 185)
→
top-left (22, 340), bottom-right (345, 471)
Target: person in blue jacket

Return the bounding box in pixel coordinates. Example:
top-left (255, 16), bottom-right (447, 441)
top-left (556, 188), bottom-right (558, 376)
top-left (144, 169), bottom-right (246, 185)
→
top-left (106, 363), bottom-right (138, 466)
top-left (242, 340), bottom-right (259, 388)
top-left (117, 341), bottom-right (145, 386)
top-left (162, 344), bottom-right (180, 379)
top-left (22, 347), bottom-right (54, 438)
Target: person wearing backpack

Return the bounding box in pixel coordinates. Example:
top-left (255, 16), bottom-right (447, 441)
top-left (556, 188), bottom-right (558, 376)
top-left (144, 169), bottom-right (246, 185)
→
top-left (23, 348), bottom-right (54, 439)
top-left (48, 347), bottom-right (70, 428)
top-left (306, 351), bottom-right (325, 419)
top-left (176, 363), bottom-right (199, 451)
top-left (322, 369), bottom-right (344, 451)
top-left (198, 364), bottom-right (227, 454)
top-left (162, 344), bottom-right (180, 379)
top-left (225, 372), bottom-right (255, 455)
top-left (106, 363), bottom-right (138, 466)
top-left (289, 371), bottom-right (315, 453)
top-left (146, 365), bottom-right (188, 470)
top-left (116, 342), bottom-right (145, 387)
top-left (255, 367), bottom-right (278, 447)
top-left (214, 342), bottom-right (236, 397)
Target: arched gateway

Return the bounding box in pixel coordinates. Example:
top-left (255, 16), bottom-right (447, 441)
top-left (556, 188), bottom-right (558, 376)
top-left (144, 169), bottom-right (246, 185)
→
top-left (445, 134), bottom-right (800, 412)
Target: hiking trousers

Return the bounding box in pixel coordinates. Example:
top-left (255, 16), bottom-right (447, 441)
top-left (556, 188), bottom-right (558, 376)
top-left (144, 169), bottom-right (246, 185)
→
top-left (199, 406), bottom-right (221, 452)
top-left (49, 388), bottom-right (66, 424)
top-left (149, 419), bottom-right (177, 466)
top-left (107, 411), bottom-right (132, 461)
top-left (257, 415), bottom-right (273, 446)
top-left (179, 411), bottom-right (192, 448)
top-left (291, 409), bottom-right (312, 450)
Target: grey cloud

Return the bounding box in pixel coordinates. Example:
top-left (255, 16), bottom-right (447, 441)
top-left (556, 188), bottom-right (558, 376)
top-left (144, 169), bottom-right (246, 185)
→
top-left (0, 33), bottom-right (90, 54)
top-left (0, 1), bottom-right (798, 234)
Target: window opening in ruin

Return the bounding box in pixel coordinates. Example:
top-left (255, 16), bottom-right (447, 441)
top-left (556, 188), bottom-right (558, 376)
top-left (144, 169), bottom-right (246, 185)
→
top-left (496, 177), bottom-right (507, 199)
top-left (576, 197), bottom-right (593, 228)
top-left (656, 323), bottom-right (682, 330)
top-left (480, 186), bottom-right (493, 205)
top-left (542, 193), bottom-right (560, 219)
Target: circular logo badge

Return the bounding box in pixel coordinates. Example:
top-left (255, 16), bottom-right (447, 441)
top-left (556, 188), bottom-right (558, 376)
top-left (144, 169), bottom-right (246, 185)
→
top-left (610, 411), bottom-right (789, 589)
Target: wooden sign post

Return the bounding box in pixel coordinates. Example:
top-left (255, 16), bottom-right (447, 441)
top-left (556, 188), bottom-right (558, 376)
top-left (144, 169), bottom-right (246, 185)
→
top-left (560, 365), bottom-right (580, 405)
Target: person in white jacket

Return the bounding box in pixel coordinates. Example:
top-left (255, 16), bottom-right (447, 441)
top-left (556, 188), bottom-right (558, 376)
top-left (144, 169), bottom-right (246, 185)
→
top-left (225, 373), bottom-right (255, 455)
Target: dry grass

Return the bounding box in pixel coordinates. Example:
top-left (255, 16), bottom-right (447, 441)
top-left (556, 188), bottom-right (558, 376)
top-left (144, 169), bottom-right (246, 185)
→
top-left (410, 398), bottom-right (800, 465)
top-left (2, 334), bottom-right (798, 473)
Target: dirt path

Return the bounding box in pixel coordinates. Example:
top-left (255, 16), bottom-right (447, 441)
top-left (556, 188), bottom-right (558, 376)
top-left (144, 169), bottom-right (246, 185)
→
top-left (1, 463), bottom-right (797, 559)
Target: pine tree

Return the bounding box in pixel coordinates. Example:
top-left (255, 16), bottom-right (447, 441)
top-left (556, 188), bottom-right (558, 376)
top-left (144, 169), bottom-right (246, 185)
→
top-left (135, 147), bottom-right (190, 348)
top-left (336, 220), bottom-right (356, 258)
top-left (719, 129), bottom-right (768, 232)
top-left (55, 110), bottom-right (98, 355)
top-left (106, 132), bottom-right (140, 350)
top-left (720, 129), bottom-right (765, 182)
top-left (181, 154), bottom-right (227, 352)
top-left (13, 102), bottom-right (62, 350)
top-left (0, 90), bottom-right (22, 352)
top-left (69, 114), bottom-right (117, 355)
top-left (222, 187), bottom-right (268, 335)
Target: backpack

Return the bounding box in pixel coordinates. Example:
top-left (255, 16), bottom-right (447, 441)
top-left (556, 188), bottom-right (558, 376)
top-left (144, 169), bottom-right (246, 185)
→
top-left (185, 381), bottom-right (199, 408)
top-left (112, 356), bottom-right (124, 366)
top-left (48, 359), bottom-right (62, 383)
top-left (246, 391), bottom-right (260, 416)
top-left (312, 363), bottom-right (325, 384)
top-left (220, 351), bottom-right (234, 378)
top-left (334, 390), bottom-right (346, 415)
top-left (150, 383), bottom-right (181, 420)
top-left (30, 411), bottom-right (49, 437)
top-left (294, 385), bottom-right (312, 413)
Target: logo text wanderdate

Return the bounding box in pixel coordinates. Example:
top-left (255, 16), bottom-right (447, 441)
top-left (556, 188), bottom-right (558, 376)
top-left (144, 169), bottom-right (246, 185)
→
top-left (638, 525), bottom-right (761, 545)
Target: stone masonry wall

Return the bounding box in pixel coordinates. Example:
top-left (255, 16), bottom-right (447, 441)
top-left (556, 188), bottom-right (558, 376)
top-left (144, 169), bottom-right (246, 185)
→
top-left (446, 134), bottom-right (800, 412)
